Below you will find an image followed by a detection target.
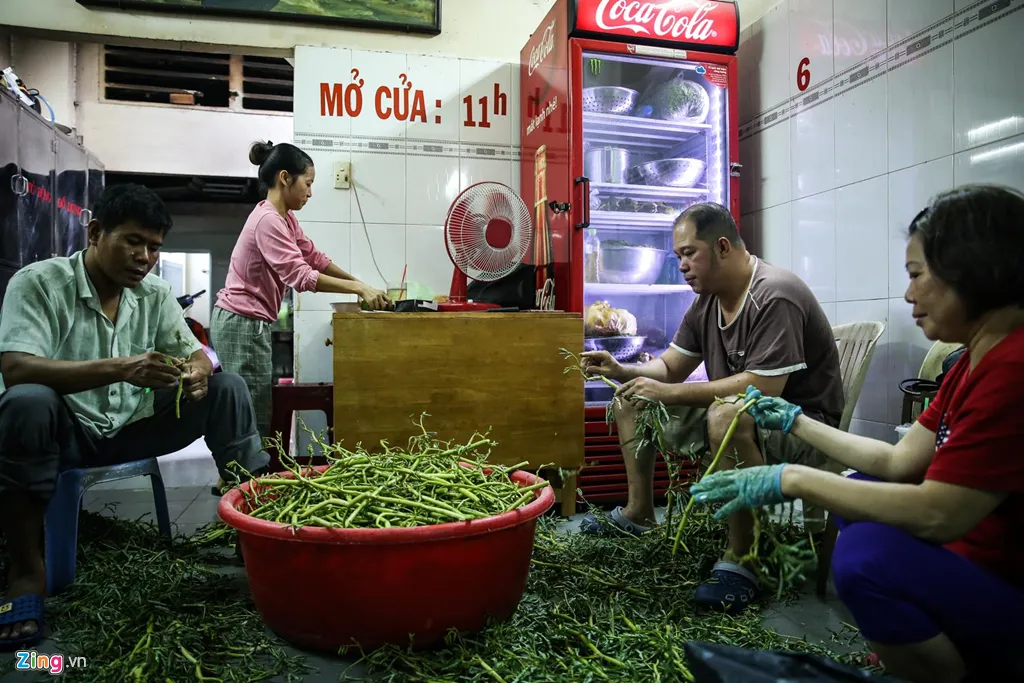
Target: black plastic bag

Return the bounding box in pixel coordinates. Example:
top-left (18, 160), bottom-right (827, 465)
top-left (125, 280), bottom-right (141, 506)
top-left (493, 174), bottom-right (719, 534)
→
top-left (684, 641), bottom-right (903, 683)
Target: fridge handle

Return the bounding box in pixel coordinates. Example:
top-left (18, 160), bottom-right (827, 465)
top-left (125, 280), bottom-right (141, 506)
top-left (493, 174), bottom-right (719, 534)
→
top-left (80, 209), bottom-right (93, 227)
top-left (574, 176), bottom-right (590, 230)
top-left (10, 174), bottom-right (27, 197)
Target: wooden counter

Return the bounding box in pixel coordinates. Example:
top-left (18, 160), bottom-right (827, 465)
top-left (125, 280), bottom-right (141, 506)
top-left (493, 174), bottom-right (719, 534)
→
top-left (331, 311), bottom-right (585, 516)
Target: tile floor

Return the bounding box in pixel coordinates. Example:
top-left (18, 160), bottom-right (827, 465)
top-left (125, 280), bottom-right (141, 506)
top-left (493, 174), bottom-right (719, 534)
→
top-left (0, 485), bottom-right (866, 682)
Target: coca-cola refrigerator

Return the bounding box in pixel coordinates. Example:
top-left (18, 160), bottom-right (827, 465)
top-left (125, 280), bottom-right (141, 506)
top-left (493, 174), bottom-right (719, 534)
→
top-left (520, 0), bottom-right (741, 507)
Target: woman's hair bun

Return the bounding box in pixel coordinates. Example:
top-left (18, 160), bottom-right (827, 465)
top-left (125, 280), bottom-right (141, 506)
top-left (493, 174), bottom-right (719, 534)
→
top-left (249, 140), bottom-right (274, 167)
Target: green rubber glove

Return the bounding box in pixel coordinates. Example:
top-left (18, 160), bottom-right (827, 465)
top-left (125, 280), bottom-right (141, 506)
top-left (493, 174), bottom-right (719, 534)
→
top-left (689, 464), bottom-right (789, 520)
top-left (745, 385), bottom-right (802, 434)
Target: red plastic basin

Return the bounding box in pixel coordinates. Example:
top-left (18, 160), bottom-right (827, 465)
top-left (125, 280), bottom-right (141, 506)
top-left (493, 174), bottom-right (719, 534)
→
top-left (218, 465), bottom-right (555, 653)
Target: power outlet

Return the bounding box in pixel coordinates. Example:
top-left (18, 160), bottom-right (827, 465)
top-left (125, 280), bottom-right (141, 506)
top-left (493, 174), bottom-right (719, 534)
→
top-left (333, 161), bottom-right (351, 189)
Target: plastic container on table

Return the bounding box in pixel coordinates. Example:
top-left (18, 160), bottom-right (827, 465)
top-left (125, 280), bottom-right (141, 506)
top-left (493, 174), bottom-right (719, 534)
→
top-left (218, 466), bottom-right (555, 653)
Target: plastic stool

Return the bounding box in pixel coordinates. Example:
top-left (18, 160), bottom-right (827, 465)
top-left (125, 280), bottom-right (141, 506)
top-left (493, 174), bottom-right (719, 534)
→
top-left (45, 458), bottom-right (172, 596)
top-left (268, 382), bottom-right (334, 472)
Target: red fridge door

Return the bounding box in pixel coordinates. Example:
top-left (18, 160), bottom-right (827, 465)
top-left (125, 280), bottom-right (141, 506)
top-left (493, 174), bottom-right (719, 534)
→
top-left (570, 39), bottom-right (739, 320)
top-left (520, 1), bottom-right (575, 313)
top-left (572, 40), bottom-right (737, 504)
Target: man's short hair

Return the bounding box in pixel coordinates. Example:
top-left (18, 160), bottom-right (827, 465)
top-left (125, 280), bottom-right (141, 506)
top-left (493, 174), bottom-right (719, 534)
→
top-left (93, 183), bottom-right (173, 236)
top-left (675, 202), bottom-right (743, 247)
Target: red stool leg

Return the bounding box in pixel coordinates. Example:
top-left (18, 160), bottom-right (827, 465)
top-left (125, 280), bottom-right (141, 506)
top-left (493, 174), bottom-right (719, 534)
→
top-left (268, 384), bottom-right (334, 472)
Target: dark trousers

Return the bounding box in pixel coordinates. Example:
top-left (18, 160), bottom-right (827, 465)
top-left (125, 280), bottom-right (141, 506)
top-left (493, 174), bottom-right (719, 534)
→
top-left (0, 372), bottom-right (270, 503)
top-left (832, 473), bottom-right (1024, 676)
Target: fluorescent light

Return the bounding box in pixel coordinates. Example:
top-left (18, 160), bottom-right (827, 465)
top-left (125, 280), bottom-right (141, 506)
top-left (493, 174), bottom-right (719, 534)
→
top-left (970, 140), bottom-right (1024, 165)
top-left (966, 116), bottom-right (1024, 147)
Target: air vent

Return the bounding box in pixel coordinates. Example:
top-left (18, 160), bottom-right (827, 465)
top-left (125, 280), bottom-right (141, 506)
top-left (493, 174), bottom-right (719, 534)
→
top-left (104, 172), bottom-right (263, 203)
top-left (241, 56), bottom-right (293, 113)
top-left (101, 46), bottom-right (293, 113)
top-left (103, 46), bottom-right (231, 107)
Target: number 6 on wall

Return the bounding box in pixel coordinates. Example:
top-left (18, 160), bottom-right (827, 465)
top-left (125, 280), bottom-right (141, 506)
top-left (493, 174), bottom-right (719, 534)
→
top-left (796, 57), bottom-right (811, 92)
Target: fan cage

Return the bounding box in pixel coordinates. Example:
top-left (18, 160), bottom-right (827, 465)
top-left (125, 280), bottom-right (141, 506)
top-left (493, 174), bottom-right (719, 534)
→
top-left (445, 182), bottom-right (534, 283)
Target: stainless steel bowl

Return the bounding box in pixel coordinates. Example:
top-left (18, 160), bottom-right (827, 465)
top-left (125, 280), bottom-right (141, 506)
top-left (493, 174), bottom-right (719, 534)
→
top-left (584, 335), bottom-right (646, 362)
top-left (598, 245), bottom-right (669, 285)
top-left (582, 86), bottom-right (638, 115)
top-left (584, 147), bottom-right (630, 184)
top-left (629, 158), bottom-right (707, 188)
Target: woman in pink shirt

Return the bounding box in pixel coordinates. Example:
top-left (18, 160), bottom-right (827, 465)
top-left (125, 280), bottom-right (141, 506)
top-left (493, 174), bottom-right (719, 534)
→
top-left (211, 141), bottom-right (389, 486)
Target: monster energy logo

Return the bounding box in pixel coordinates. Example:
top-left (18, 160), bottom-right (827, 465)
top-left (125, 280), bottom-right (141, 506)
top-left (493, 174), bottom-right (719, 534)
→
top-left (589, 58), bottom-right (601, 75)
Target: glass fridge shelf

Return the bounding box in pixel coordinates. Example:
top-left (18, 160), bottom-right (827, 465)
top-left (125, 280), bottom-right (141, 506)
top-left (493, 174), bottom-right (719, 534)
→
top-left (586, 283), bottom-right (692, 295)
top-left (591, 182), bottom-right (709, 201)
top-left (589, 210), bottom-right (678, 230)
top-left (583, 112), bottom-right (710, 152)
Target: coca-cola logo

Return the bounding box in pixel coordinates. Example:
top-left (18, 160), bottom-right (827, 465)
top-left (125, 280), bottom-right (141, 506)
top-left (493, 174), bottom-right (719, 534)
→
top-left (593, 0), bottom-right (719, 40)
top-left (528, 19), bottom-right (557, 76)
top-left (574, 0), bottom-right (739, 48)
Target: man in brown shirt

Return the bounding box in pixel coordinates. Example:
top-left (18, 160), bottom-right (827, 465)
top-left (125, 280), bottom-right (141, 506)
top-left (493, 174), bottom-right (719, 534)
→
top-left (580, 202), bottom-right (844, 613)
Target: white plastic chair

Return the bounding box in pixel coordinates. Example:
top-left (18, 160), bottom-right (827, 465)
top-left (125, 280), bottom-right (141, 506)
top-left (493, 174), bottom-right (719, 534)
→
top-left (918, 341), bottom-right (962, 382)
top-left (813, 321), bottom-right (886, 596)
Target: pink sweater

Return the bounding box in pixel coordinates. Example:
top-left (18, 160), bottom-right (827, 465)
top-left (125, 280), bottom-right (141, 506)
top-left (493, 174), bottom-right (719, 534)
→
top-left (216, 201), bottom-right (332, 322)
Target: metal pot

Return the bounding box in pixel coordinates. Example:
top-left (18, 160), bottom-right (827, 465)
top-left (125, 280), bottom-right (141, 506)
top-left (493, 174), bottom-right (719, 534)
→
top-left (584, 147), bottom-right (630, 184)
top-left (598, 245), bottom-right (669, 285)
top-left (629, 158), bottom-right (707, 188)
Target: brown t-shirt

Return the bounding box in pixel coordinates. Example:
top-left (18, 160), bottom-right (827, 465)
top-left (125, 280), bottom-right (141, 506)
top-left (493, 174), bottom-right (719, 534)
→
top-left (671, 258), bottom-right (845, 427)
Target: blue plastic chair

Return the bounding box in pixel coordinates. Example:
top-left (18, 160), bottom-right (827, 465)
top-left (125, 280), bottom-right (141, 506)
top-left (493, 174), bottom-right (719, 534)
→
top-left (44, 458), bottom-right (173, 596)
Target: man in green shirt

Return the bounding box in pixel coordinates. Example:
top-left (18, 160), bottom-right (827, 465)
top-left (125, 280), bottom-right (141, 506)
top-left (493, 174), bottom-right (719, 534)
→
top-left (0, 184), bottom-right (270, 650)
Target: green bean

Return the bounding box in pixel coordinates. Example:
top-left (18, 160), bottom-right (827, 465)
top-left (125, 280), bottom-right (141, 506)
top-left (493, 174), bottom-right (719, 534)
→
top-left (223, 415), bottom-right (552, 530)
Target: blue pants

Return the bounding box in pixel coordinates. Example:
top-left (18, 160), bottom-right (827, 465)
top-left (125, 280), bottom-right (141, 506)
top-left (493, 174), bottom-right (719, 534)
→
top-left (831, 473), bottom-right (1024, 669)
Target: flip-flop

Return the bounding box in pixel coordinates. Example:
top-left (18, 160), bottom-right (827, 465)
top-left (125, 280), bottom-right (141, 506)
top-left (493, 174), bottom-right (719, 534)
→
top-left (0, 594), bottom-right (44, 652)
top-left (580, 506), bottom-right (653, 536)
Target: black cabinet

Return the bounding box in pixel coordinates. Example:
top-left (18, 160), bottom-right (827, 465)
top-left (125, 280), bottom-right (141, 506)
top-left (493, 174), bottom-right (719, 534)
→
top-left (0, 88), bottom-right (104, 294)
top-left (86, 152), bottom-right (105, 233)
top-left (55, 137), bottom-right (89, 258)
top-left (0, 94), bottom-right (21, 271)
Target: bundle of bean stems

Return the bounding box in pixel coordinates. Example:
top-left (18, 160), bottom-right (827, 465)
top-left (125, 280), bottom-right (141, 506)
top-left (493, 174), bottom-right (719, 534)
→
top-left (161, 356), bottom-right (187, 419)
top-left (560, 350), bottom-right (816, 597)
top-left (229, 415), bottom-right (551, 530)
top-left (667, 394), bottom-right (818, 597)
top-left (560, 349), bottom-right (674, 458)
top-left (160, 331), bottom-right (189, 419)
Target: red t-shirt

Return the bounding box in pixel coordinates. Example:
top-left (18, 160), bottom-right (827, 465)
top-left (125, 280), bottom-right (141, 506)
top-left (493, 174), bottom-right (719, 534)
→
top-left (918, 327), bottom-right (1024, 589)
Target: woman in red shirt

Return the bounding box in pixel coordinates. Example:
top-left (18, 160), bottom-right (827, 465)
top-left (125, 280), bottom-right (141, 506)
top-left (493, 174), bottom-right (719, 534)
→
top-left (690, 184), bottom-right (1024, 683)
top-left (211, 141), bottom-right (390, 482)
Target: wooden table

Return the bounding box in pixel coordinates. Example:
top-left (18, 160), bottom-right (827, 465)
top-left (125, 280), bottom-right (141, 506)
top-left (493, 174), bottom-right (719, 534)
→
top-left (331, 311), bottom-right (585, 516)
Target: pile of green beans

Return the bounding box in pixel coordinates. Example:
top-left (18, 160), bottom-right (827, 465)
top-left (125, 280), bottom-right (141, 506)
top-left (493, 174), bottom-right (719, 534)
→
top-left (238, 417), bottom-right (551, 529)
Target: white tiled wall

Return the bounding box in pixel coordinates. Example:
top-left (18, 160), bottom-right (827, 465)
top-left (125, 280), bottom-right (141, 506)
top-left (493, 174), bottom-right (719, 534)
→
top-left (291, 45), bottom-right (519, 371)
top-left (289, 46), bottom-right (520, 446)
top-left (738, 0), bottom-right (1024, 442)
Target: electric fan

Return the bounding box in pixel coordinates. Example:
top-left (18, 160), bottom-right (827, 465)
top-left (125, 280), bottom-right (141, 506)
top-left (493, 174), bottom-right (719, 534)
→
top-left (441, 181), bottom-right (533, 312)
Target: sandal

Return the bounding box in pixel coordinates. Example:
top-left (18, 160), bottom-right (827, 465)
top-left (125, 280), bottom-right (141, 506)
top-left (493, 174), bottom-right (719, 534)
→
top-left (580, 506), bottom-right (653, 536)
top-left (0, 594), bottom-right (44, 652)
top-left (694, 562), bottom-right (761, 613)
